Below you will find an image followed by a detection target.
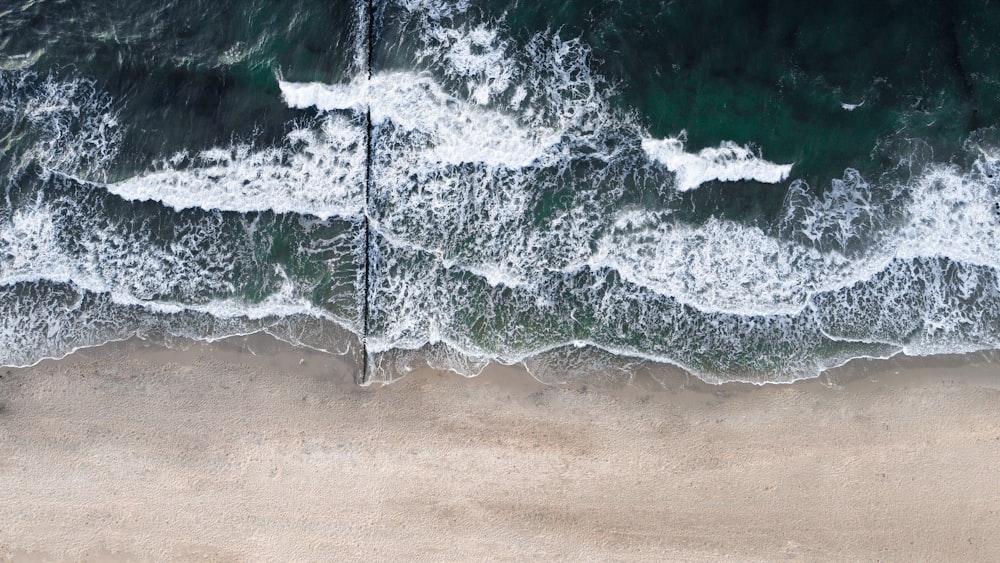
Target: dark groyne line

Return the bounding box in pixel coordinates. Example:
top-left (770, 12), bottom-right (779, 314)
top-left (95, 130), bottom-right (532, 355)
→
top-left (360, 0), bottom-right (375, 384)
top-left (361, 108), bottom-right (372, 385)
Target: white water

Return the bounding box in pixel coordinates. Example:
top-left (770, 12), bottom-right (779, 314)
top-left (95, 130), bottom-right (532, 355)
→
top-left (0, 71), bottom-right (361, 365)
top-left (641, 136), bottom-right (794, 191)
top-left (105, 114), bottom-right (366, 219)
top-left (280, 74), bottom-right (562, 168)
top-left (0, 72), bottom-right (121, 181)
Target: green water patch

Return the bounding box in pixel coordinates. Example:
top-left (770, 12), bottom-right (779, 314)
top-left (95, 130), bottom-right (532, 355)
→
top-left (254, 214), bottom-right (362, 316)
top-left (0, 0), bottom-right (360, 81)
top-left (105, 64), bottom-right (298, 178)
top-left (496, 0), bottom-right (998, 189)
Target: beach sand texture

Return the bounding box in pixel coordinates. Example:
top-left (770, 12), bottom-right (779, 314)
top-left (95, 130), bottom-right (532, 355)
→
top-left (1, 341), bottom-right (999, 561)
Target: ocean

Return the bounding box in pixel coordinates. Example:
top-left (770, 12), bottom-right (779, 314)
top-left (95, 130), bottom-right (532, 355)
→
top-left (1, 0), bottom-right (999, 384)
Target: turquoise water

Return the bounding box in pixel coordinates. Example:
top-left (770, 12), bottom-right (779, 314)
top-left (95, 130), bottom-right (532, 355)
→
top-left (1, 0), bottom-right (999, 383)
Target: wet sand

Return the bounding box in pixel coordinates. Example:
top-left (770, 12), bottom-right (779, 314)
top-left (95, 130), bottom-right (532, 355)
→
top-left (1, 339), bottom-right (998, 561)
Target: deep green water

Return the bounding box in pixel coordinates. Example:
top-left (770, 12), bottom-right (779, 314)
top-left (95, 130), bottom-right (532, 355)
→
top-left (1, 0), bottom-right (999, 383)
top-left (498, 0), bottom-right (1000, 219)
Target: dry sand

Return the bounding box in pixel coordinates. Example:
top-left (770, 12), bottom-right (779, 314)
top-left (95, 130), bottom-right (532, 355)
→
top-left (1, 339), bottom-right (999, 561)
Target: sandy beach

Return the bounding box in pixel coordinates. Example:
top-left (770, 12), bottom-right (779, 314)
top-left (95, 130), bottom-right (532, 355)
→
top-left (1, 339), bottom-right (998, 561)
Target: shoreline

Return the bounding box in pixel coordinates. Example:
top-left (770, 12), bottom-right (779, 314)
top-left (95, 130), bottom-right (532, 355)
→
top-left (14, 330), bottom-right (999, 389)
top-left (1, 337), bottom-right (998, 561)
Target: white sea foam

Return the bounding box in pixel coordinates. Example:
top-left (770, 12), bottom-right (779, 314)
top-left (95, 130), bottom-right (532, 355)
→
top-left (895, 157), bottom-right (1000, 269)
top-left (105, 114), bottom-right (366, 219)
top-left (584, 148), bottom-right (1000, 320)
top-left (0, 176), bottom-right (361, 368)
top-left (0, 204), bottom-right (77, 287)
top-left (586, 212), bottom-right (874, 315)
top-left (0, 71), bottom-right (121, 180)
top-left (642, 135), bottom-right (794, 191)
top-left (280, 74), bottom-right (562, 168)
top-left (0, 279), bottom-right (356, 368)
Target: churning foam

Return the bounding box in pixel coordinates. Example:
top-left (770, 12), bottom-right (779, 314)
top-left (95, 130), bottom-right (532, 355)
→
top-left (0, 71), bottom-right (121, 180)
top-left (588, 211), bottom-right (874, 315)
top-left (0, 194), bottom-right (359, 367)
top-left (105, 115), bottom-right (366, 219)
top-left (280, 74), bottom-right (562, 168)
top-left (641, 136), bottom-right (794, 191)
